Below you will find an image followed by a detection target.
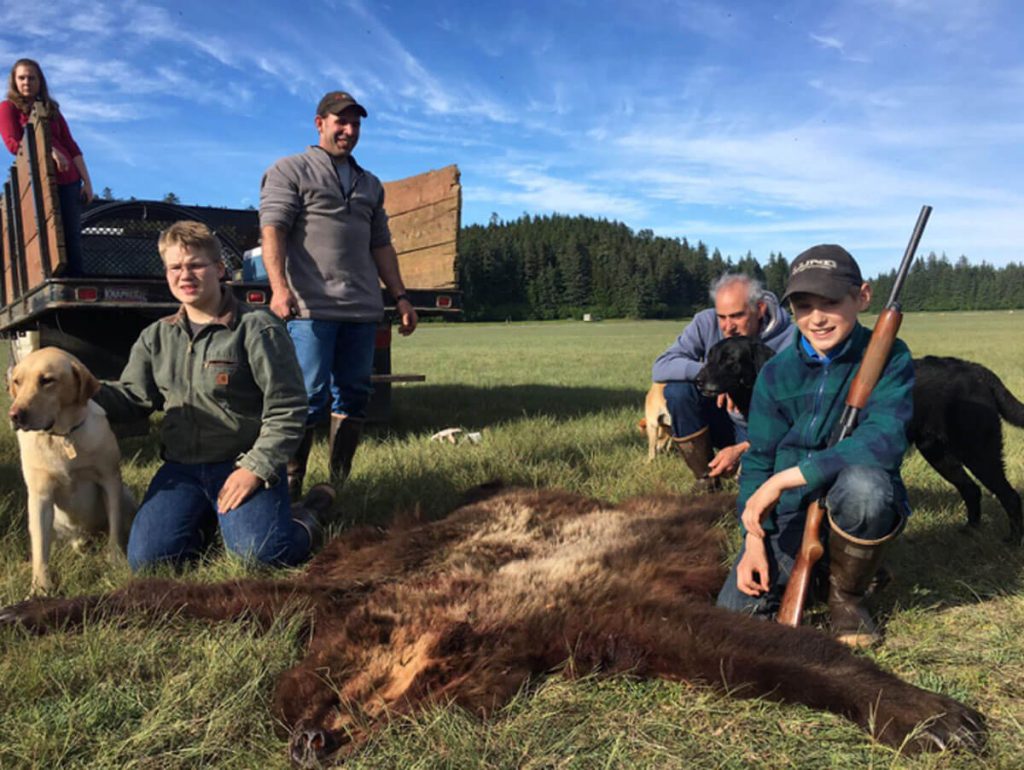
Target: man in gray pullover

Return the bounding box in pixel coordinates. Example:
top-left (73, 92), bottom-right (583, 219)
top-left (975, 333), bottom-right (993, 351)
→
top-left (652, 274), bottom-right (793, 484)
top-left (259, 91), bottom-right (418, 499)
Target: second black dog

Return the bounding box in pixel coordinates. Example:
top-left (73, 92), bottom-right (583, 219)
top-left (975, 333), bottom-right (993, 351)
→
top-left (910, 356), bottom-right (1024, 545)
top-left (698, 338), bottom-right (1024, 545)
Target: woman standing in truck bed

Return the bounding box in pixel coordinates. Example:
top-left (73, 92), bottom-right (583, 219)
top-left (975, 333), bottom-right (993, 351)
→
top-left (0, 58), bottom-right (94, 276)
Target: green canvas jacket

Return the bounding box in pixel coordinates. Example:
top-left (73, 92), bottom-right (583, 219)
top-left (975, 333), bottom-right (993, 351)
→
top-left (94, 290), bottom-right (307, 484)
top-left (738, 323), bottom-right (914, 533)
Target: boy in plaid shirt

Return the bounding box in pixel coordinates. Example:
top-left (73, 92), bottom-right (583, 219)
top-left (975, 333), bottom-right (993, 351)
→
top-left (715, 245), bottom-right (914, 647)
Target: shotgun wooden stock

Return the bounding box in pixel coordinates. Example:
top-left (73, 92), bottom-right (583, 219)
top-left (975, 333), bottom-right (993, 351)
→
top-left (775, 205), bottom-right (931, 628)
top-left (776, 500), bottom-right (825, 626)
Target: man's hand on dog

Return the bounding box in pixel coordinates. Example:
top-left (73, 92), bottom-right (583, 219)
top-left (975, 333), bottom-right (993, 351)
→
top-left (737, 533), bottom-right (771, 596)
top-left (708, 441), bottom-right (749, 478)
top-left (715, 392), bottom-right (741, 415)
top-left (218, 468), bottom-right (263, 512)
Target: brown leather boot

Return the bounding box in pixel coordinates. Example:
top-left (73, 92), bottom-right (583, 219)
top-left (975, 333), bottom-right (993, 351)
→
top-left (827, 515), bottom-right (901, 648)
top-left (292, 483), bottom-right (337, 553)
top-left (671, 426), bottom-right (719, 492)
top-left (328, 414), bottom-right (363, 484)
top-left (286, 427), bottom-right (315, 501)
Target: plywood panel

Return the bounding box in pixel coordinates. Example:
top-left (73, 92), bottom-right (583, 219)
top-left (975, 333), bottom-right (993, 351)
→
top-left (383, 165), bottom-right (460, 217)
top-left (389, 242), bottom-right (459, 289)
top-left (390, 198), bottom-right (461, 253)
top-left (382, 165), bottom-right (460, 291)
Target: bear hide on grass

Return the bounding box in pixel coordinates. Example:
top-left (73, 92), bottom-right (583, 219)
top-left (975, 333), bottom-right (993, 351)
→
top-left (0, 486), bottom-right (985, 767)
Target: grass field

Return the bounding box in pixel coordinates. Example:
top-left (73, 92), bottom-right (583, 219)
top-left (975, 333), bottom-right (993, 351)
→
top-left (1, 312), bottom-right (1023, 769)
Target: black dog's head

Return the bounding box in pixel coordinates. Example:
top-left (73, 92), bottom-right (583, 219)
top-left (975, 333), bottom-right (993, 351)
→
top-left (695, 336), bottom-right (776, 418)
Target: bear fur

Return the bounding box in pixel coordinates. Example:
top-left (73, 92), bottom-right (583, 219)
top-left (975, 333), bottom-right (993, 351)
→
top-left (0, 486), bottom-right (985, 766)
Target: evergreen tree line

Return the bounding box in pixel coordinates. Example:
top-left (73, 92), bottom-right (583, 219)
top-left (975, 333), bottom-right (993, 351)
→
top-left (457, 214), bottom-right (1024, 319)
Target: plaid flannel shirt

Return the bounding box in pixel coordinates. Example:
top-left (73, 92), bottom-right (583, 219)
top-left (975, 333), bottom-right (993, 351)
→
top-left (738, 323), bottom-right (914, 534)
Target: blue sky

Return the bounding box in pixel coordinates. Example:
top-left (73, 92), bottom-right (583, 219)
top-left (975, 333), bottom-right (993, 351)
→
top-left (3, 0), bottom-right (1022, 276)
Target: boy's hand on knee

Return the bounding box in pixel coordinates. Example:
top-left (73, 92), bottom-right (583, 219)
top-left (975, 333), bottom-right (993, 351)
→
top-left (741, 466), bottom-right (808, 536)
top-left (741, 484), bottom-right (778, 537)
top-left (737, 534), bottom-right (770, 596)
top-left (218, 468), bottom-right (263, 513)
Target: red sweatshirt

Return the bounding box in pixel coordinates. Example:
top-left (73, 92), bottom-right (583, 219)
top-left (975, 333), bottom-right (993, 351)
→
top-left (0, 100), bottom-right (83, 185)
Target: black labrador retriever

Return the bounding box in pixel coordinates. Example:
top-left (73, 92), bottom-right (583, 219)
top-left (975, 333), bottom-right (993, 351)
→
top-left (698, 337), bottom-right (1024, 544)
top-left (910, 356), bottom-right (1024, 545)
top-left (694, 336), bottom-right (776, 419)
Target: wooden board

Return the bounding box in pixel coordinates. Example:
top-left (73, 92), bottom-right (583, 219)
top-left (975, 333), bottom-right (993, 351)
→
top-left (1, 186), bottom-right (13, 305)
top-left (383, 165), bottom-right (460, 291)
top-left (383, 165), bottom-right (460, 216)
top-left (0, 103), bottom-right (66, 304)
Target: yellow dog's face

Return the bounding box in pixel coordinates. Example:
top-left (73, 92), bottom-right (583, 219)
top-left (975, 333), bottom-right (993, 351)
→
top-left (8, 347), bottom-right (99, 432)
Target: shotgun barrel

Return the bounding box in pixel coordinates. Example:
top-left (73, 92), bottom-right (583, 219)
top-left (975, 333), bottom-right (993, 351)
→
top-left (885, 205), bottom-right (932, 310)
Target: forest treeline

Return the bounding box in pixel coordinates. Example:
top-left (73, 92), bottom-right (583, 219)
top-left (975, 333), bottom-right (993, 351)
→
top-left (457, 213), bottom-right (1024, 319)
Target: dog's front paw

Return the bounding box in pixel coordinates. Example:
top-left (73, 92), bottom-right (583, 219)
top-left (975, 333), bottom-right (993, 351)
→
top-left (104, 542), bottom-right (129, 567)
top-left (27, 576), bottom-right (57, 600)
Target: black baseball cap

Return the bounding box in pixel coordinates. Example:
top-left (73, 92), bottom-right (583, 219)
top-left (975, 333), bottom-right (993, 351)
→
top-left (316, 91), bottom-right (368, 118)
top-left (782, 244), bottom-right (864, 302)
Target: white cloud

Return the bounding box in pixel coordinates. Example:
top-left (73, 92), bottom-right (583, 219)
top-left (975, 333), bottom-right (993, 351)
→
top-left (810, 33), bottom-right (844, 52)
top-left (471, 164), bottom-right (646, 220)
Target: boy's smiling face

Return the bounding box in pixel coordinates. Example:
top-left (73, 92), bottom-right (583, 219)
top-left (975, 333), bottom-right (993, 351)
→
top-left (790, 284), bottom-right (871, 356)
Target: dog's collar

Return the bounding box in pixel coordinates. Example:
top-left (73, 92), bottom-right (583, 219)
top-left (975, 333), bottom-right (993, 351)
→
top-left (50, 417), bottom-right (88, 438)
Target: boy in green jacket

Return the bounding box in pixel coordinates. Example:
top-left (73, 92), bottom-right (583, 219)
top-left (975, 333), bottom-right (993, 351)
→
top-left (94, 221), bottom-right (332, 571)
top-left (715, 245), bottom-right (914, 647)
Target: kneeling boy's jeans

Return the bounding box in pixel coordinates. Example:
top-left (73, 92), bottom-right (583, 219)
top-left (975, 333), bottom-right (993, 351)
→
top-left (715, 465), bottom-right (905, 618)
top-left (127, 460), bottom-right (310, 572)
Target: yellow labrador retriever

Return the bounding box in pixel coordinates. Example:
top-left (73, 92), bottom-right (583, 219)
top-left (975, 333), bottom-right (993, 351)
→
top-left (8, 347), bottom-right (136, 595)
top-left (639, 382), bottom-right (673, 460)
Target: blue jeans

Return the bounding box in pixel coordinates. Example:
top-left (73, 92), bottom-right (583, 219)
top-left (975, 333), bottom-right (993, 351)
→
top-left (58, 180), bottom-right (83, 276)
top-left (127, 461), bottom-right (310, 572)
top-left (663, 380), bottom-right (747, 447)
top-left (287, 319), bottom-right (377, 424)
top-left (715, 465), bottom-right (904, 618)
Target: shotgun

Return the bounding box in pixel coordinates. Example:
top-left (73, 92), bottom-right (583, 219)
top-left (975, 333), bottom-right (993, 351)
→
top-left (776, 205), bottom-right (932, 627)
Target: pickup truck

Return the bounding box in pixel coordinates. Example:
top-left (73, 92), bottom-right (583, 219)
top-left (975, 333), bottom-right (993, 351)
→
top-left (0, 104), bottom-right (462, 422)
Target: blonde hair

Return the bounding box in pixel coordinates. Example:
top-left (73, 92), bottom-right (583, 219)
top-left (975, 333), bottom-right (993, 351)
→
top-left (157, 221), bottom-right (223, 263)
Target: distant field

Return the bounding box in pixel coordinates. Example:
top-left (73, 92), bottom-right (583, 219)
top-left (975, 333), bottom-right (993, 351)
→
top-left (1, 312), bottom-right (1022, 768)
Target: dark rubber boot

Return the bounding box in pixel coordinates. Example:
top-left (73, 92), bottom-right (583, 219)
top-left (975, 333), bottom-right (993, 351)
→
top-left (827, 514), bottom-right (900, 648)
top-left (286, 427), bottom-right (315, 502)
top-left (328, 414), bottom-right (363, 485)
top-left (292, 484), bottom-right (337, 553)
top-left (672, 426), bottom-right (720, 492)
